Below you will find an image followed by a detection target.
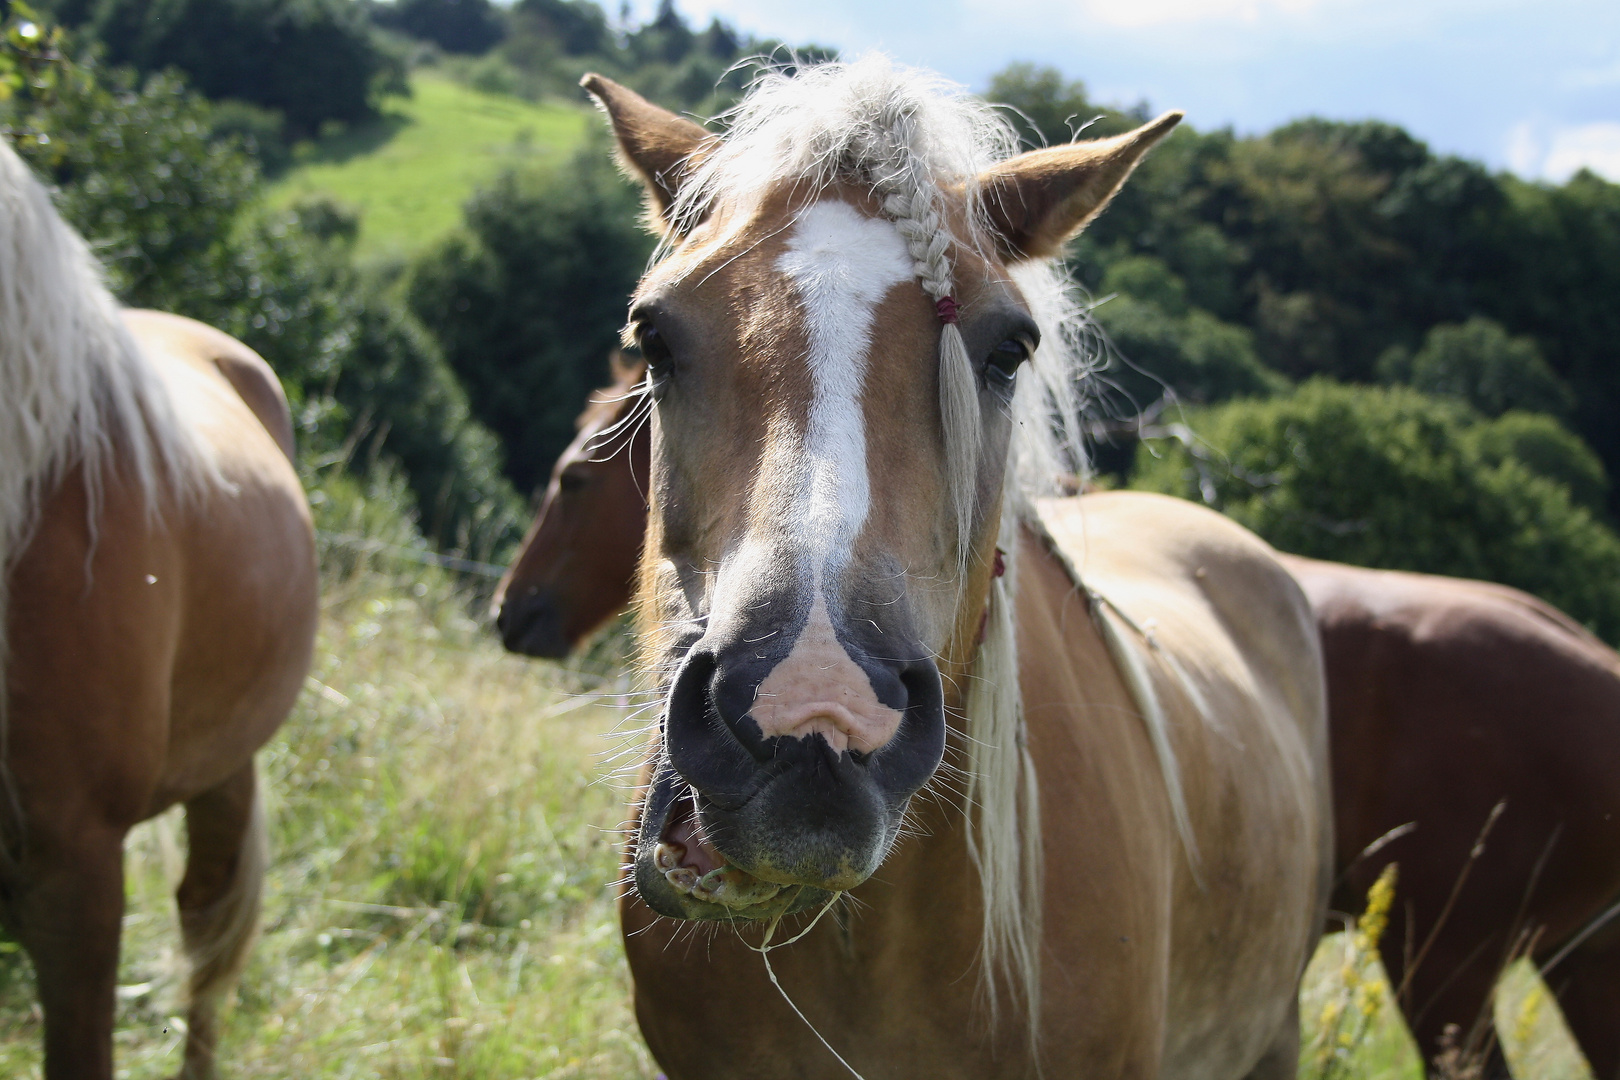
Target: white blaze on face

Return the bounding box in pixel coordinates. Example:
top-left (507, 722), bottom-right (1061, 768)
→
top-left (748, 199), bottom-right (914, 755)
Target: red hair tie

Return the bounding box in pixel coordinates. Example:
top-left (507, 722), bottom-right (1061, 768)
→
top-left (935, 296), bottom-right (960, 324)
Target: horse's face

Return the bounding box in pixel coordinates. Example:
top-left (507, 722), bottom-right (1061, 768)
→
top-left (584, 72), bottom-right (1179, 920)
top-left (627, 186), bottom-right (1031, 916)
top-left (494, 359), bottom-right (648, 657)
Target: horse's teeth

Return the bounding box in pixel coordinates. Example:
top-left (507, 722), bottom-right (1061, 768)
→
top-left (664, 867), bottom-right (698, 892)
top-left (654, 842), bottom-right (683, 871)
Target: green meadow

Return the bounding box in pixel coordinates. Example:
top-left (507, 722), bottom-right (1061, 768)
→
top-left (0, 530), bottom-right (1595, 1076)
top-left (267, 73), bottom-right (590, 261)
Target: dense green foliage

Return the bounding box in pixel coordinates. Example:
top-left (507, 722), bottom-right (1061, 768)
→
top-left (44, 0), bottom-right (405, 135)
top-left (1133, 382), bottom-right (1620, 640)
top-left (993, 66), bottom-right (1620, 514)
top-left (1378, 316), bottom-right (1574, 419)
top-left (421, 0), bottom-right (832, 115)
top-left (0, 17), bottom-right (521, 553)
top-left (368, 0), bottom-right (505, 56)
top-left (408, 135), bottom-right (653, 495)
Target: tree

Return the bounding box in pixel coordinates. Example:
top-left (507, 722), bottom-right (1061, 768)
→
top-left (1131, 380), bottom-right (1620, 640)
top-left (53, 0), bottom-right (403, 136)
top-left (1378, 316), bottom-right (1574, 419)
top-left (370, 0), bottom-right (506, 56)
top-left (408, 137), bottom-right (654, 495)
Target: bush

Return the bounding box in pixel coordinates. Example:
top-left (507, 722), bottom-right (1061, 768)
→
top-left (1131, 380), bottom-right (1620, 640)
top-left (188, 210), bottom-right (525, 555)
top-left (407, 136), bottom-right (653, 495)
top-left (1378, 316), bottom-right (1575, 419)
top-left (56, 0), bottom-right (402, 136)
top-left (1464, 410), bottom-right (1609, 516)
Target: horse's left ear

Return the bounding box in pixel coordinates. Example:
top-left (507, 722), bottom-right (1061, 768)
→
top-left (977, 111), bottom-right (1183, 261)
top-left (581, 73), bottom-right (715, 228)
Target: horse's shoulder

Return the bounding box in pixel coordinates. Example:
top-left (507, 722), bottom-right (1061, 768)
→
top-left (121, 309), bottom-right (296, 462)
top-left (1032, 490), bottom-right (1309, 626)
top-left (1031, 489), bottom-right (1323, 717)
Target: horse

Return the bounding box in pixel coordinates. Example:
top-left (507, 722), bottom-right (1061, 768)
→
top-left (579, 59), bottom-right (1333, 1078)
top-left (497, 360), bottom-right (1620, 1073)
top-left (1284, 555), bottom-right (1620, 1076)
top-left (493, 351), bottom-right (648, 657)
top-left (0, 141), bottom-right (318, 1078)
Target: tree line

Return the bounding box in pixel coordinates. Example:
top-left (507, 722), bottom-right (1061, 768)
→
top-left (7, 0), bottom-right (1620, 637)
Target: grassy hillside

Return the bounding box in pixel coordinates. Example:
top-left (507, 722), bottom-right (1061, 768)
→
top-left (267, 73), bottom-right (591, 260)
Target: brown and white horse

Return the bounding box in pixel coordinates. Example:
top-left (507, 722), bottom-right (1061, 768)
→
top-left (581, 60), bottom-right (1332, 1078)
top-left (493, 376), bottom-right (1620, 1073)
top-left (0, 142), bottom-right (317, 1078)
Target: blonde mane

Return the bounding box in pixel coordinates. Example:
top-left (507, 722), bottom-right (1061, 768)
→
top-left (655, 56), bottom-right (1111, 1033)
top-left (0, 141), bottom-right (212, 673)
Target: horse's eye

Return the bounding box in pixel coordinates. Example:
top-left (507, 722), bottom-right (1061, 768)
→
top-left (637, 323), bottom-right (674, 380)
top-left (987, 337), bottom-right (1032, 382)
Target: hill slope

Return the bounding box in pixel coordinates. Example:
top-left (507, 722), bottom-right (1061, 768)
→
top-left (268, 72), bottom-right (590, 259)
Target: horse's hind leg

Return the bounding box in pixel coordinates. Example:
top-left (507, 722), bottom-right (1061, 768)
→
top-left (174, 763), bottom-right (267, 1080)
top-left (4, 822), bottom-right (126, 1079)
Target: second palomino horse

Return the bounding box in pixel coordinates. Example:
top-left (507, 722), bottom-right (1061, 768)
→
top-left (582, 59), bottom-right (1331, 1078)
top-left (0, 141), bottom-right (317, 1078)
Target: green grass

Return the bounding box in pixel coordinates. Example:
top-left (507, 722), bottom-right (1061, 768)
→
top-left (0, 518), bottom-right (1599, 1076)
top-left (267, 73), bottom-right (590, 261)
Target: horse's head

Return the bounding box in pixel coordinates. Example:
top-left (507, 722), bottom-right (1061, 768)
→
top-left (587, 60), bottom-right (1179, 920)
top-left (494, 352), bottom-right (649, 657)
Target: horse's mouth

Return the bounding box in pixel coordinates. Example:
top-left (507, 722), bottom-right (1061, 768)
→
top-left (634, 769), bottom-right (829, 921)
top-left (654, 791), bottom-right (787, 910)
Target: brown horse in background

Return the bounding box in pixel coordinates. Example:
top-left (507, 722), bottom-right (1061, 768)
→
top-left (496, 319), bottom-right (1620, 1079)
top-left (493, 352), bottom-right (647, 656)
top-left (0, 143), bottom-right (317, 1078)
top-left (1286, 555), bottom-right (1620, 1077)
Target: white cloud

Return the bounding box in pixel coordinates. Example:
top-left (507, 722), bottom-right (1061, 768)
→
top-left (1505, 121), bottom-right (1543, 176)
top-left (1541, 122), bottom-right (1620, 182)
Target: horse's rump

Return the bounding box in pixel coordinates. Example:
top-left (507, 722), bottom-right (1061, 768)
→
top-left (1281, 553), bottom-right (1620, 1066)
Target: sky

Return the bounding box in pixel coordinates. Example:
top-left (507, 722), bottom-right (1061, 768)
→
top-left (622, 0), bottom-right (1620, 181)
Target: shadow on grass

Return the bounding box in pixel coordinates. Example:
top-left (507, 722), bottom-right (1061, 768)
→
top-left (290, 110), bottom-right (415, 171)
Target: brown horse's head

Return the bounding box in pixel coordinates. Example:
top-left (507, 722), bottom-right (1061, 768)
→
top-left (493, 352), bottom-right (649, 657)
top-left (585, 60), bottom-right (1178, 920)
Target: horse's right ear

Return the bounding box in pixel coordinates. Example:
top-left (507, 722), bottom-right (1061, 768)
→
top-left (977, 110), bottom-right (1183, 261)
top-left (581, 74), bottom-right (714, 228)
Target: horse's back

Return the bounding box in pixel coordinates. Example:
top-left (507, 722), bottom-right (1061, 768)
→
top-left (1026, 491), bottom-right (1331, 1078)
top-left (1279, 554), bottom-right (1620, 967)
top-left (122, 309), bottom-right (296, 461)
